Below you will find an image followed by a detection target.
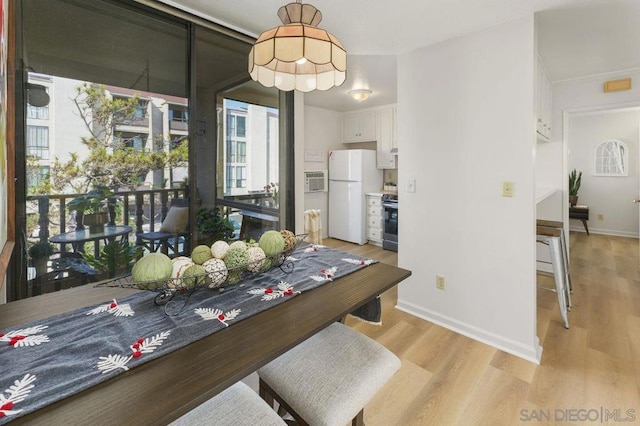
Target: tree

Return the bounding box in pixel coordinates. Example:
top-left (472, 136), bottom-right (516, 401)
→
top-left (33, 83), bottom-right (188, 194)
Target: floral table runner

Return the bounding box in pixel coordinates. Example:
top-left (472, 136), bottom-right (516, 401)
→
top-left (0, 244), bottom-right (375, 423)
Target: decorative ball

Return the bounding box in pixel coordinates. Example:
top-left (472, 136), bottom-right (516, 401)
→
top-left (172, 257), bottom-right (194, 277)
top-left (132, 253), bottom-right (173, 289)
top-left (225, 247), bottom-right (250, 285)
top-left (259, 230), bottom-right (286, 257)
top-left (210, 240), bottom-right (230, 259)
top-left (261, 256), bottom-right (274, 272)
top-left (280, 230), bottom-right (297, 252)
top-left (191, 245), bottom-right (213, 265)
top-left (181, 264), bottom-right (206, 289)
top-left (229, 240), bottom-right (248, 251)
top-left (246, 247), bottom-right (266, 272)
top-left (202, 258), bottom-right (228, 288)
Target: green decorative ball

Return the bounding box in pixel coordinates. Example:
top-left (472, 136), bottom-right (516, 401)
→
top-left (259, 230), bottom-right (285, 257)
top-left (224, 247), bottom-right (249, 286)
top-left (191, 245), bottom-right (213, 265)
top-left (132, 253), bottom-right (173, 289)
top-left (181, 264), bottom-right (206, 289)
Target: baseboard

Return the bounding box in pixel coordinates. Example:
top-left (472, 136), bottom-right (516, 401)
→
top-left (569, 226), bottom-right (639, 238)
top-left (395, 301), bottom-right (542, 364)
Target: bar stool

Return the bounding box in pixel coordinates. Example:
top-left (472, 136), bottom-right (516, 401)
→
top-left (536, 219), bottom-right (573, 301)
top-left (537, 225), bottom-right (570, 329)
top-left (258, 322), bottom-right (401, 426)
top-left (170, 382), bottom-right (286, 426)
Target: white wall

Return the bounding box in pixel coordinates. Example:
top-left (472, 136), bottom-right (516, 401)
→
top-left (568, 111), bottom-right (639, 237)
top-left (397, 16), bottom-right (541, 362)
top-left (537, 69), bottom-right (640, 220)
top-left (302, 106), bottom-right (345, 239)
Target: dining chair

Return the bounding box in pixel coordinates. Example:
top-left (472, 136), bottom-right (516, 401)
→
top-left (537, 225), bottom-right (570, 329)
top-left (258, 322), bottom-right (401, 426)
top-left (536, 219), bottom-right (573, 299)
top-left (169, 381), bottom-right (286, 426)
top-left (136, 198), bottom-right (189, 257)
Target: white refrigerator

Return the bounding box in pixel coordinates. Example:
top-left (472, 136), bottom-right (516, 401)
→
top-left (328, 149), bottom-right (382, 244)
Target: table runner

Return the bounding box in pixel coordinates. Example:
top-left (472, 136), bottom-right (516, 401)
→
top-left (0, 244), bottom-right (376, 424)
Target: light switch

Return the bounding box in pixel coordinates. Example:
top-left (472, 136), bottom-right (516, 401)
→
top-left (502, 182), bottom-right (514, 197)
top-left (407, 178), bottom-right (416, 193)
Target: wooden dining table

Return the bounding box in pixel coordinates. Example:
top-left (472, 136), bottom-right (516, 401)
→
top-left (0, 262), bottom-right (411, 425)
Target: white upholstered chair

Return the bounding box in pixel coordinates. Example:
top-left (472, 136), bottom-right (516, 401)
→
top-left (170, 381), bottom-right (286, 426)
top-left (258, 322), bottom-right (401, 426)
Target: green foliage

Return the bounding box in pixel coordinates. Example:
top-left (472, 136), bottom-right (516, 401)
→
top-left (82, 241), bottom-right (143, 278)
top-left (68, 186), bottom-right (117, 214)
top-left (569, 169), bottom-right (582, 196)
top-left (27, 83), bottom-right (190, 193)
top-left (28, 241), bottom-right (54, 260)
top-left (196, 207), bottom-right (235, 242)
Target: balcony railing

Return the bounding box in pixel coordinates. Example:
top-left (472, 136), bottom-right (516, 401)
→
top-left (27, 188), bottom-right (187, 250)
top-left (24, 188), bottom-right (188, 296)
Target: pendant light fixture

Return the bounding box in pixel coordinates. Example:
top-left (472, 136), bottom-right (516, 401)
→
top-left (248, 1), bottom-right (347, 92)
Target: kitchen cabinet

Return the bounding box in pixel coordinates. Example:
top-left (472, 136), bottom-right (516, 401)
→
top-left (343, 110), bottom-right (376, 143)
top-left (376, 107), bottom-right (396, 169)
top-left (366, 194), bottom-right (383, 246)
top-left (536, 57), bottom-right (552, 142)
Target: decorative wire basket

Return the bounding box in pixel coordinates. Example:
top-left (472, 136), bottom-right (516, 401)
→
top-left (96, 234), bottom-right (307, 315)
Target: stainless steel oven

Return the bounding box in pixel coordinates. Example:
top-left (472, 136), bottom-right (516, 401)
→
top-left (382, 194), bottom-right (398, 252)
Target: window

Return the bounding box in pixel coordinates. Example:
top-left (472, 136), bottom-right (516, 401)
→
top-left (114, 133), bottom-right (146, 151)
top-left (236, 166), bottom-right (246, 188)
top-left (594, 139), bottom-right (628, 176)
top-left (26, 125), bottom-right (49, 160)
top-left (27, 103), bottom-right (49, 120)
top-left (169, 107), bottom-right (188, 123)
top-left (27, 166), bottom-right (50, 189)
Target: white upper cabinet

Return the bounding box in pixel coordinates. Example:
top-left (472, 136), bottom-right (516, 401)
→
top-left (343, 110), bottom-right (376, 143)
top-left (376, 107), bottom-right (396, 169)
top-left (536, 57), bottom-right (552, 142)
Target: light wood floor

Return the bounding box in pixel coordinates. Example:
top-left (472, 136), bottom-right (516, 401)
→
top-left (323, 233), bottom-right (640, 425)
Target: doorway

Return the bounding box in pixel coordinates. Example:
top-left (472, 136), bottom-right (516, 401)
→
top-left (564, 105), bottom-right (640, 241)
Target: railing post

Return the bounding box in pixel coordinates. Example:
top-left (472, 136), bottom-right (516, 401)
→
top-left (161, 190), bottom-right (169, 220)
top-left (37, 196), bottom-right (50, 243)
top-left (136, 192), bottom-right (144, 234)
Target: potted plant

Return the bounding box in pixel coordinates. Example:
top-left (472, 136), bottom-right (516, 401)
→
top-left (569, 169), bottom-right (582, 207)
top-left (68, 186), bottom-right (118, 233)
top-left (196, 206), bottom-right (235, 246)
top-left (28, 241), bottom-right (55, 276)
top-left (82, 240), bottom-right (142, 280)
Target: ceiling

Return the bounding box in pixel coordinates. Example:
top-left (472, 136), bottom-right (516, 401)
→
top-left (159, 0), bottom-right (640, 111)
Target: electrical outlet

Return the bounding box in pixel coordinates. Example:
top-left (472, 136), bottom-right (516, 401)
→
top-left (598, 214), bottom-right (604, 221)
top-left (436, 275), bottom-right (446, 291)
top-left (502, 182), bottom-right (514, 197)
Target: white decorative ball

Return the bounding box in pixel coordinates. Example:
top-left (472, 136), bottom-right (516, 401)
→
top-left (210, 240), bottom-right (230, 259)
top-left (246, 247), bottom-right (266, 272)
top-left (202, 258), bottom-right (228, 288)
top-left (171, 257), bottom-right (194, 288)
top-left (229, 240), bottom-right (248, 251)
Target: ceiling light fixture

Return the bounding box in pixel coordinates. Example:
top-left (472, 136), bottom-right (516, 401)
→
top-left (349, 89), bottom-right (372, 102)
top-left (248, 0), bottom-right (347, 92)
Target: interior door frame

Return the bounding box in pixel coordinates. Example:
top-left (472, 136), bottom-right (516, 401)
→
top-left (562, 101), bottom-right (640, 250)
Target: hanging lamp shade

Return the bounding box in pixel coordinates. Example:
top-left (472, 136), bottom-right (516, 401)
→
top-left (248, 1), bottom-right (347, 92)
